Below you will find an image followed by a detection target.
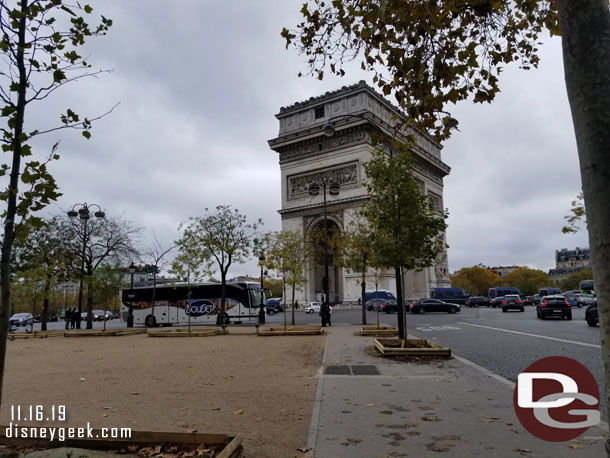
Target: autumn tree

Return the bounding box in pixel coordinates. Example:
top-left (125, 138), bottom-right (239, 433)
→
top-left (285, 4), bottom-right (610, 442)
top-left (0, 0), bottom-right (112, 407)
top-left (560, 268), bottom-right (594, 292)
top-left (363, 146), bottom-right (447, 340)
top-left (503, 267), bottom-right (549, 296)
top-left (266, 230), bottom-right (309, 326)
top-left (450, 266), bottom-right (502, 297)
top-left (175, 206), bottom-right (261, 325)
top-left (13, 216), bottom-right (71, 330)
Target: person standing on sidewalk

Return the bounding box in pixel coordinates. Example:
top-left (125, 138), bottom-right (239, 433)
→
top-left (64, 308), bottom-right (72, 330)
top-left (320, 302), bottom-right (331, 327)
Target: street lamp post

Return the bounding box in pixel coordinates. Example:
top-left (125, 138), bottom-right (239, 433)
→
top-left (309, 179), bottom-right (340, 306)
top-left (127, 262), bottom-right (135, 328)
top-left (258, 254), bottom-right (266, 325)
top-left (67, 202), bottom-right (105, 329)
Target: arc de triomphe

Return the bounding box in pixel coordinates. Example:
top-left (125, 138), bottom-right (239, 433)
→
top-left (268, 81), bottom-right (451, 304)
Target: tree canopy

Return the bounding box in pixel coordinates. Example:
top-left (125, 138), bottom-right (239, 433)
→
top-left (283, 0), bottom-right (558, 140)
top-left (450, 265), bottom-right (502, 297)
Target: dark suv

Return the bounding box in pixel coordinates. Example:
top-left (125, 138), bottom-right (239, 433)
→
top-left (536, 295), bottom-right (572, 320)
top-left (585, 301), bottom-right (598, 327)
top-left (466, 296), bottom-right (489, 307)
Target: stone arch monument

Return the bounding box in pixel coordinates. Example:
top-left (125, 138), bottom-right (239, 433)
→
top-left (268, 81), bottom-right (452, 304)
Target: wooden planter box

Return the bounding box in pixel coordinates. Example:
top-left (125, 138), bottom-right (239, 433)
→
top-left (147, 328), bottom-right (226, 337)
top-left (0, 428), bottom-right (243, 458)
top-left (374, 338), bottom-right (451, 357)
top-left (360, 326), bottom-right (398, 336)
top-left (258, 326), bottom-right (324, 336)
top-left (63, 329), bottom-right (147, 337)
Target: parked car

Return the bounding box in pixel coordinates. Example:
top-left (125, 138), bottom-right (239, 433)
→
top-left (305, 302), bottom-right (321, 314)
top-left (378, 299), bottom-right (398, 314)
top-left (365, 298), bottom-right (385, 311)
top-left (466, 296), bottom-right (489, 307)
top-left (409, 299), bottom-right (460, 314)
top-left (536, 295), bottom-right (572, 320)
top-left (585, 301), bottom-right (598, 327)
top-left (501, 294), bottom-right (524, 312)
top-left (9, 312), bottom-right (33, 327)
top-left (490, 296), bottom-right (504, 308)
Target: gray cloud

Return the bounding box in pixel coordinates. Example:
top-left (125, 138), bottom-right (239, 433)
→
top-left (5, 1), bottom-right (589, 278)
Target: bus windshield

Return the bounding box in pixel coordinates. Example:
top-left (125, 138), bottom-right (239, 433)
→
top-left (247, 283), bottom-right (264, 308)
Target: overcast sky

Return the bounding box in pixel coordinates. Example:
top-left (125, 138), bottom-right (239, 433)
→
top-left (17, 1), bottom-right (590, 278)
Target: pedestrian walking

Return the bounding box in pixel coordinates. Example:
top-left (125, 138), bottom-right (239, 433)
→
top-left (64, 308), bottom-right (72, 330)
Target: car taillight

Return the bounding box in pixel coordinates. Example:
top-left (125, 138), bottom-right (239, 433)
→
top-left (565, 301), bottom-right (571, 307)
top-left (502, 300), bottom-right (508, 303)
top-left (516, 300), bottom-right (522, 303)
top-left (541, 301), bottom-right (547, 307)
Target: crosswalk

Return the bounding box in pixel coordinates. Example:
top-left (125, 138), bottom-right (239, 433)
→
top-left (415, 325), bottom-right (461, 332)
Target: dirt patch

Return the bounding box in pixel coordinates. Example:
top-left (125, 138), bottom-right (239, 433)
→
top-left (1, 333), bottom-right (325, 458)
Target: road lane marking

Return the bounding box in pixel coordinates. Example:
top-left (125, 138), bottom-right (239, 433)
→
top-left (416, 325), bottom-right (461, 332)
top-left (457, 322), bottom-right (601, 348)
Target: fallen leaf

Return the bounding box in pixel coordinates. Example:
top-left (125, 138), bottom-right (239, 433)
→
top-left (187, 429), bottom-right (198, 433)
top-left (326, 437), bottom-right (338, 441)
top-left (103, 414), bottom-right (108, 418)
top-left (132, 392), bottom-right (139, 395)
top-left (417, 406), bottom-right (434, 410)
top-left (513, 448), bottom-right (532, 453)
top-left (233, 409), bottom-right (243, 415)
top-left (79, 378), bottom-right (86, 381)
top-left (209, 407), bottom-right (220, 411)
top-left (481, 417), bottom-right (500, 423)
top-left (568, 443), bottom-right (584, 449)
top-left (422, 415), bottom-right (441, 422)
top-left (511, 429), bottom-right (523, 434)
top-left (127, 446), bottom-right (139, 453)
top-left (103, 406), bottom-right (111, 410)
top-left (296, 447), bottom-right (311, 453)
top-left (346, 438), bottom-right (362, 444)
top-left (367, 403), bottom-right (375, 407)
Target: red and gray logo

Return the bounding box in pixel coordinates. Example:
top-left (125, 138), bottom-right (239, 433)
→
top-left (513, 356), bottom-right (600, 441)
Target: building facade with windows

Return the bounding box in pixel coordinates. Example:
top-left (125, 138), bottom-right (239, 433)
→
top-left (268, 81), bottom-right (452, 304)
top-left (548, 247), bottom-right (592, 286)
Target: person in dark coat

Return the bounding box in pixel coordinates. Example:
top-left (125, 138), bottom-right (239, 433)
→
top-left (64, 308), bottom-right (72, 330)
top-left (70, 308), bottom-right (78, 329)
top-left (319, 302), bottom-right (332, 327)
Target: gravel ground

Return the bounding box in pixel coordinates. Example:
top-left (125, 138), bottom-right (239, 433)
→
top-left (1, 332), bottom-right (325, 458)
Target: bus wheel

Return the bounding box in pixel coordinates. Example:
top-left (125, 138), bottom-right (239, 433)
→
top-left (145, 315), bottom-right (156, 327)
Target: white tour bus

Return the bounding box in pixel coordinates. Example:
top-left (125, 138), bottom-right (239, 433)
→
top-left (120, 281), bottom-right (264, 327)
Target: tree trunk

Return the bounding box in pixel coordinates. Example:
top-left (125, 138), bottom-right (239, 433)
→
top-left (86, 264), bottom-right (94, 329)
top-left (556, 1), bottom-right (610, 451)
top-left (219, 270), bottom-right (227, 325)
top-left (41, 277), bottom-right (51, 331)
top-left (361, 271), bottom-right (367, 325)
top-left (291, 281), bottom-right (296, 326)
top-left (395, 265), bottom-right (405, 340)
top-left (0, 0), bottom-right (29, 413)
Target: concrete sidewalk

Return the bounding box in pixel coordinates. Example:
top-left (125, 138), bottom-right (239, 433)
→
top-left (306, 324), bottom-right (607, 458)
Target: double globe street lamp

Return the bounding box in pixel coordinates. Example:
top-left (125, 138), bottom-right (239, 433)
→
top-left (67, 203), bottom-right (105, 329)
